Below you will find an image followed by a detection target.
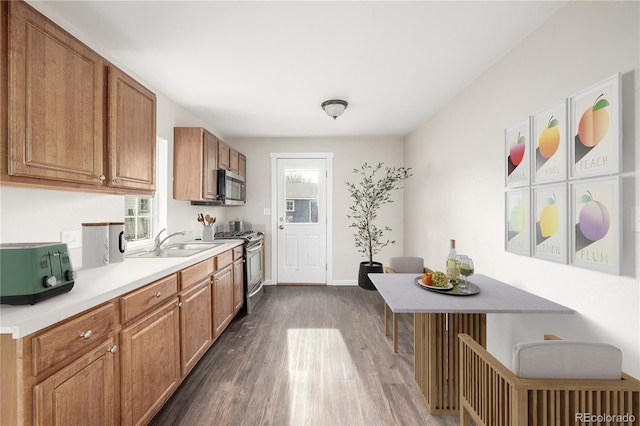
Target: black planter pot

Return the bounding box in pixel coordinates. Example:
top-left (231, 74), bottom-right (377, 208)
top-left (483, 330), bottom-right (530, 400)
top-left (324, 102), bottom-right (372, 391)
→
top-left (358, 261), bottom-right (383, 290)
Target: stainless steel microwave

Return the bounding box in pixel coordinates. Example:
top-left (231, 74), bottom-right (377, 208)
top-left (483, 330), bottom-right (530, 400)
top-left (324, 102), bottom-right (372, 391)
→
top-left (217, 169), bottom-right (245, 206)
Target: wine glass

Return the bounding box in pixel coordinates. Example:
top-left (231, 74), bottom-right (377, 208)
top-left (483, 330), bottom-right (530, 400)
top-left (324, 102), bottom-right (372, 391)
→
top-left (457, 255), bottom-right (474, 289)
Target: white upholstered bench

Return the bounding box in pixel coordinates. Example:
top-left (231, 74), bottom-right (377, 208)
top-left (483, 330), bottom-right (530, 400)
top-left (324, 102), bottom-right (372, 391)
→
top-left (459, 333), bottom-right (639, 426)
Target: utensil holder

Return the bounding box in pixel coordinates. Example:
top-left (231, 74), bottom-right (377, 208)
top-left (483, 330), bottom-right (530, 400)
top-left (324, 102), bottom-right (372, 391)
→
top-left (202, 226), bottom-right (214, 242)
top-left (82, 223), bottom-right (110, 268)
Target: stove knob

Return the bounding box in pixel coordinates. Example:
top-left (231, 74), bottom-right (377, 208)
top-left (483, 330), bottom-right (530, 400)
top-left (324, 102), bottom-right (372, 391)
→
top-left (65, 270), bottom-right (76, 281)
top-left (43, 276), bottom-right (58, 287)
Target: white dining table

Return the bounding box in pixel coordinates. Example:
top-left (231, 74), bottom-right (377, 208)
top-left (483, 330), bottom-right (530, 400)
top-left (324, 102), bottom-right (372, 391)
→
top-left (368, 273), bottom-right (574, 415)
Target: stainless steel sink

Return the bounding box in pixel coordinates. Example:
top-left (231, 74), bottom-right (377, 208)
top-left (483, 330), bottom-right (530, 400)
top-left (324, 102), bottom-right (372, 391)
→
top-left (126, 241), bottom-right (226, 258)
top-left (163, 242), bottom-right (226, 250)
top-left (127, 249), bottom-right (203, 258)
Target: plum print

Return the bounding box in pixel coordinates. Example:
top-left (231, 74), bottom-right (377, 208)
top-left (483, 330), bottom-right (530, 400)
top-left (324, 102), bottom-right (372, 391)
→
top-left (578, 191), bottom-right (610, 242)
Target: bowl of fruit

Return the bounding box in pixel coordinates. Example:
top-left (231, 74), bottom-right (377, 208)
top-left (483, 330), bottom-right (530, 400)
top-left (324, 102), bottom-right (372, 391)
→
top-left (415, 270), bottom-right (454, 291)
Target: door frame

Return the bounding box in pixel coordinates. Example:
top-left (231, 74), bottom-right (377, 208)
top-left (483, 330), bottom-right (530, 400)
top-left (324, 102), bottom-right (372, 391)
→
top-left (270, 152), bottom-right (333, 285)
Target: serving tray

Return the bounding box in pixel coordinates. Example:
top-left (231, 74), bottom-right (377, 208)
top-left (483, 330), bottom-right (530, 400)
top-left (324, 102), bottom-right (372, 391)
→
top-left (414, 277), bottom-right (480, 296)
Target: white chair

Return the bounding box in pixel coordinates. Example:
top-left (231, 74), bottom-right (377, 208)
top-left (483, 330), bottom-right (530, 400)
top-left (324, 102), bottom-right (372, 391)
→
top-left (383, 256), bottom-right (425, 353)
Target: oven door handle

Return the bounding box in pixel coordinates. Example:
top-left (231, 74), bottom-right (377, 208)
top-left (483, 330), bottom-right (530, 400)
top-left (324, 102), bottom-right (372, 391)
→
top-left (246, 243), bottom-right (263, 254)
top-left (248, 280), bottom-right (264, 298)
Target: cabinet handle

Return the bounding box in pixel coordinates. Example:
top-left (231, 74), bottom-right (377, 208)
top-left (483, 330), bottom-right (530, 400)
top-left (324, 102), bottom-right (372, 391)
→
top-left (97, 175), bottom-right (106, 181)
top-left (80, 330), bottom-right (92, 339)
top-left (153, 292), bottom-right (161, 298)
top-left (107, 345), bottom-right (118, 354)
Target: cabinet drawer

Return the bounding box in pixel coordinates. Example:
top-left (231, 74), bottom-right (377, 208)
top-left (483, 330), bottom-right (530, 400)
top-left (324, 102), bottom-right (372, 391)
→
top-left (233, 246), bottom-right (243, 260)
top-left (215, 250), bottom-right (233, 270)
top-left (180, 258), bottom-right (213, 291)
top-left (32, 302), bottom-right (114, 376)
top-left (120, 274), bottom-right (178, 324)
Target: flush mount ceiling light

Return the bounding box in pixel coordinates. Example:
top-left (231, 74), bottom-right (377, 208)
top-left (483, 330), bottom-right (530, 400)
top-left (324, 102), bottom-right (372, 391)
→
top-left (321, 99), bottom-right (348, 120)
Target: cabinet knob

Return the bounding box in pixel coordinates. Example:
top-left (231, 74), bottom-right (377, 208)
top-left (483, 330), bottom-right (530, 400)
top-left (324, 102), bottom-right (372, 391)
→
top-left (97, 175), bottom-right (106, 181)
top-left (113, 177), bottom-right (121, 184)
top-left (107, 345), bottom-right (118, 354)
top-left (80, 330), bottom-right (92, 339)
top-left (177, 302), bottom-right (182, 308)
top-left (153, 292), bottom-right (161, 298)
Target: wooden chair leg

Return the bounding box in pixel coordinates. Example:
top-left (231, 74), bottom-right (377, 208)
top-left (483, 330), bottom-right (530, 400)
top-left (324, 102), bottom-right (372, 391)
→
top-left (384, 303), bottom-right (390, 336)
top-left (393, 312), bottom-right (398, 353)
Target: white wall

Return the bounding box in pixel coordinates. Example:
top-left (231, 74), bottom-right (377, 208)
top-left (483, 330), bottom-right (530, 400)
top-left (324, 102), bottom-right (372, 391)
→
top-left (404, 1), bottom-right (639, 377)
top-left (228, 137), bottom-right (405, 283)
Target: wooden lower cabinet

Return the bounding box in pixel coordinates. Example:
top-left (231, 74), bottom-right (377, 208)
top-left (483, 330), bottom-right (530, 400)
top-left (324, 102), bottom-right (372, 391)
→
top-left (179, 278), bottom-right (213, 376)
top-left (1, 249), bottom-right (243, 426)
top-left (33, 339), bottom-right (117, 426)
top-left (120, 298), bottom-right (181, 426)
top-left (233, 257), bottom-right (244, 314)
top-left (213, 264), bottom-right (234, 338)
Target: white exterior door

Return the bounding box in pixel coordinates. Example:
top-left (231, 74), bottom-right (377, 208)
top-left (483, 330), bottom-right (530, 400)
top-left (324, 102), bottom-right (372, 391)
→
top-left (276, 158), bottom-right (327, 284)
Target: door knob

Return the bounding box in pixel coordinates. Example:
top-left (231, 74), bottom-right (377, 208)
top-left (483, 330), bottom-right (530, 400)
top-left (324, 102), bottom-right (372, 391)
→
top-left (279, 225), bottom-right (284, 230)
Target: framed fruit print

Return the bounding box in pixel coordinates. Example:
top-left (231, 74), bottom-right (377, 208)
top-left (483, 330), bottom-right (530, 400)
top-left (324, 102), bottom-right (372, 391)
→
top-left (570, 177), bottom-right (620, 275)
top-left (569, 73), bottom-right (621, 179)
top-left (532, 100), bottom-right (567, 184)
top-left (505, 188), bottom-right (531, 256)
top-left (532, 183), bottom-right (568, 264)
top-left (505, 119), bottom-right (531, 188)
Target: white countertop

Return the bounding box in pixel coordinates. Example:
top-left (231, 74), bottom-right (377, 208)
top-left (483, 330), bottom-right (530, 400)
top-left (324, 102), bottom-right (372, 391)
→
top-left (0, 240), bottom-right (243, 339)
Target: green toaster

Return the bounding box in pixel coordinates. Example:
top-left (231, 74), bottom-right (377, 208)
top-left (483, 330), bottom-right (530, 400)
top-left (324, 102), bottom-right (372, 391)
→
top-left (0, 243), bottom-right (75, 305)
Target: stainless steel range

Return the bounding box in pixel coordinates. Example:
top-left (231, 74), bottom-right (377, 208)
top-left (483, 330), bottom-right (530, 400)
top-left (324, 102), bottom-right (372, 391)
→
top-left (214, 230), bottom-right (264, 313)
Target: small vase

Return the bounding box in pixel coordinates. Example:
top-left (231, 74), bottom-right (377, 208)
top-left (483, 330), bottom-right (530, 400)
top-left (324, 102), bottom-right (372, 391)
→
top-left (358, 261), bottom-right (383, 290)
top-left (202, 226), bottom-right (214, 242)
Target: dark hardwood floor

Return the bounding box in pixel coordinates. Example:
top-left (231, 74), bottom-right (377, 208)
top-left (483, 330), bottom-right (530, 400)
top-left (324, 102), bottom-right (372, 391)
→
top-left (150, 286), bottom-right (458, 426)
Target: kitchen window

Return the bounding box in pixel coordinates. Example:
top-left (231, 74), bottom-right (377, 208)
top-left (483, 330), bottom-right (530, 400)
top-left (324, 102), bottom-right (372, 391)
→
top-left (124, 136), bottom-right (168, 247)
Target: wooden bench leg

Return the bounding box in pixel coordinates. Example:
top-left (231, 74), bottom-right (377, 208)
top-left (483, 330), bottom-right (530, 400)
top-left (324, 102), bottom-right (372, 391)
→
top-left (393, 312), bottom-right (398, 353)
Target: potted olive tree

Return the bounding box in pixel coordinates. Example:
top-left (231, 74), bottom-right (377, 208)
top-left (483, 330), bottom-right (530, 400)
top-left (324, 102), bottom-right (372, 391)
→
top-left (346, 162), bottom-right (412, 290)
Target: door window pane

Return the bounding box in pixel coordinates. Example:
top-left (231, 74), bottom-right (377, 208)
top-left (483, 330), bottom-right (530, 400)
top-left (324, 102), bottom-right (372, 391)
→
top-left (285, 169), bottom-right (319, 224)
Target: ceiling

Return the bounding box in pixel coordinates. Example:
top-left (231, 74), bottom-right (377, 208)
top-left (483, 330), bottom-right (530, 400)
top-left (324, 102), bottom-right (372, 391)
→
top-left (30, 1), bottom-right (567, 139)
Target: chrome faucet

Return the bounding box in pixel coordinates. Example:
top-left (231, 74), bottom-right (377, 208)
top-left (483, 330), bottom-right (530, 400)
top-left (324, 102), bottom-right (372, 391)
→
top-left (154, 228), bottom-right (185, 250)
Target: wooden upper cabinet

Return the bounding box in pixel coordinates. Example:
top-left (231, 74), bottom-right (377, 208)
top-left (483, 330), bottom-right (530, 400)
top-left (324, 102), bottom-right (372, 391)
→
top-left (107, 65), bottom-right (156, 193)
top-left (229, 149), bottom-right (239, 174)
top-left (203, 131), bottom-right (218, 199)
top-left (238, 153), bottom-right (246, 179)
top-left (7, 0), bottom-right (105, 186)
top-left (173, 127), bottom-right (218, 201)
top-left (217, 140), bottom-right (231, 171)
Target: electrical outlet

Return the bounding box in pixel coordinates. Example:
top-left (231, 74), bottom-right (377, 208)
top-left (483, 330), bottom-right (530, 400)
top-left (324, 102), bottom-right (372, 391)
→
top-left (61, 230), bottom-right (81, 248)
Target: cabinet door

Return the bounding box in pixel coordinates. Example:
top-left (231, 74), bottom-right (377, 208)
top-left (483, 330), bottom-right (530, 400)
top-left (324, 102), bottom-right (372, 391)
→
top-left (233, 258), bottom-right (244, 314)
top-left (238, 153), bottom-right (246, 200)
top-left (107, 65), bottom-right (156, 193)
top-left (203, 130), bottom-right (218, 200)
top-left (120, 298), bottom-right (180, 426)
top-left (179, 278), bottom-right (212, 376)
top-left (8, 1), bottom-right (105, 185)
top-left (217, 140), bottom-right (230, 171)
top-left (212, 265), bottom-right (233, 338)
top-left (229, 149), bottom-right (239, 174)
top-left (33, 340), bottom-right (117, 426)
